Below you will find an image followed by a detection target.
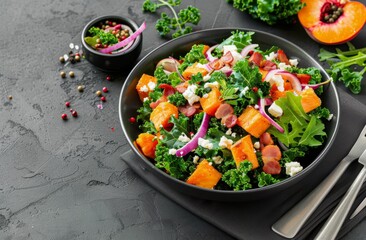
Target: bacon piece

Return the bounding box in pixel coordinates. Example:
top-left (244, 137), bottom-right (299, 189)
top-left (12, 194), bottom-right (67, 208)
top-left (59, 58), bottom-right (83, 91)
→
top-left (248, 52), bottom-right (263, 66)
top-left (260, 60), bottom-right (277, 71)
top-left (209, 59), bottom-right (224, 70)
top-left (260, 132), bottom-right (274, 146)
top-left (277, 49), bottom-right (290, 65)
top-left (221, 114), bottom-right (237, 128)
top-left (176, 82), bottom-right (188, 93)
top-left (261, 145), bottom-right (282, 164)
top-left (263, 160), bottom-right (281, 175)
top-left (221, 51), bottom-right (234, 64)
top-left (215, 103), bottom-right (234, 119)
top-left (179, 104), bottom-right (197, 117)
top-left (159, 83), bottom-right (175, 97)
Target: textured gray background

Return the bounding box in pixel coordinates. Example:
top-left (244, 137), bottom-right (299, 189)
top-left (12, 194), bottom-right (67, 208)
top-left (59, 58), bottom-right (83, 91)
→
top-left (0, 0), bottom-right (365, 239)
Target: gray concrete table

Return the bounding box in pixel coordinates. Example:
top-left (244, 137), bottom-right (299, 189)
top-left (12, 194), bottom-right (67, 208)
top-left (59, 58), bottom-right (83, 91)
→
top-left (0, 0), bottom-right (365, 239)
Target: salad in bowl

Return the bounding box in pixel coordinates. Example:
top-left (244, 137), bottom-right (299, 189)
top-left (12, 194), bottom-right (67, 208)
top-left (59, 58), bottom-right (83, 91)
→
top-left (132, 31), bottom-right (333, 191)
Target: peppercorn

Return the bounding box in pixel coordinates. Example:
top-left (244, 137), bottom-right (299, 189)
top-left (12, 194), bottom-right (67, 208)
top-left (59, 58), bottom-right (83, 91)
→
top-left (69, 57), bottom-right (76, 64)
top-left (60, 71), bottom-right (66, 78)
top-left (8, 95), bottom-right (13, 100)
top-left (61, 113), bottom-right (68, 120)
top-left (71, 110), bottom-right (78, 117)
top-left (96, 90), bottom-right (102, 97)
top-left (100, 96), bottom-right (106, 102)
top-left (96, 39), bottom-right (101, 44)
top-left (129, 117), bottom-right (136, 123)
top-left (102, 87), bottom-right (108, 93)
top-left (59, 56), bottom-right (65, 63)
top-left (69, 71), bottom-right (75, 78)
top-left (75, 55), bottom-right (80, 62)
top-left (65, 101), bottom-right (71, 107)
top-left (77, 85), bottom-right (84, 92)
top-left (106, 76), bottom-right (111, 81)
top-left (112, 22), bottom-right (116, 26)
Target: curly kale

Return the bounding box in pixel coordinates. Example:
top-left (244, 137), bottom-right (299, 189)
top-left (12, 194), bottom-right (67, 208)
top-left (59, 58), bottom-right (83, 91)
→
top-left (227, 0), bottom-right (305, 25)
top-left (142, 0), bottom-right (201, 38)
top-left (222, 161), bottom-right (253, 190)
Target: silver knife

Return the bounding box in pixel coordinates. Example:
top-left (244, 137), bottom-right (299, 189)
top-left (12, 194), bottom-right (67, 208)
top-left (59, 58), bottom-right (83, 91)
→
top-left (350, 197), bottom-right (366, 219)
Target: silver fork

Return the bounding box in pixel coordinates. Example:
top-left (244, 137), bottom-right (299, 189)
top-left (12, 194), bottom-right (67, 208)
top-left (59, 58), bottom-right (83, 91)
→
top-left (272, 125), bottom-right (366, 238)
top-left (315, 149), bottom-right (366, 240)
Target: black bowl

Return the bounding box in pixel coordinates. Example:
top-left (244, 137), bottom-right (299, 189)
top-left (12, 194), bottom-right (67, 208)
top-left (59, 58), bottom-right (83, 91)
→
top-left (119, 28), bottom-right (340, 201)
top-left (81, 15), bottom-right (143, 73)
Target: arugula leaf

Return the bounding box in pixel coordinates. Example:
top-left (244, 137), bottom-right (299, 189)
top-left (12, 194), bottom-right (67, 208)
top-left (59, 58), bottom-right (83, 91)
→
top-left (142, 0), bottom-right (200, 38)
top-left (268, 92), bottom-right (326, 148)
top-left (216, 30), bottom-right (254, 52)
top-left (318, 43), bottom-right (366, 94)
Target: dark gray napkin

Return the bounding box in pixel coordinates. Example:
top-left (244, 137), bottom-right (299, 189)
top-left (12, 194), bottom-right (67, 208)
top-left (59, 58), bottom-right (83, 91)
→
top-left (121, 87), bottom-right (366, 240)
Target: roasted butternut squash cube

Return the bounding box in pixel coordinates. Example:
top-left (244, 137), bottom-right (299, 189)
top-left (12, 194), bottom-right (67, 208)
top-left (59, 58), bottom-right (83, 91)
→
top-left (186, 159), bottom-right (222, 189)
top-left (300, 88), bottom-right (321, 113)
top-left (237, 106), bottom-right (271, 138)
top-left (136, 133), bottom-right (158, 159)
top-left (150, 102), bottom-right (179, 131)
top-left (200, 87), bottom-right (221, 116)
top-left (182, 62), bottom-right (208, 80)
top-left (136, 74), bottom-right (157, 101)
top-left (231, 135), bottom-right (259, 169)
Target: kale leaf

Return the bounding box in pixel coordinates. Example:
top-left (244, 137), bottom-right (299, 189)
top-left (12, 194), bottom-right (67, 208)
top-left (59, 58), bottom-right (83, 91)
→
top-left (222, 161), bottom-right (253, 190)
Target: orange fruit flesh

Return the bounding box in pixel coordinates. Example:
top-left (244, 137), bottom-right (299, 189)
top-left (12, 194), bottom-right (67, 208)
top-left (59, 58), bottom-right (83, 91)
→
top-left (298, 0), bottom-right (366, 45)
top-left (311, 2), bottom-right (366, 44)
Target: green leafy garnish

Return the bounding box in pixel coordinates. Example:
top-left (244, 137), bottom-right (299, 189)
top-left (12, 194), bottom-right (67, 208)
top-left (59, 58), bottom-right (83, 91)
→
top-left (257, 172), bottom-right (280, 187)
top-left (87, 26), bottom-right (118, 46)
top-left (222, 161), bottom-right (253, 190)
top-left (227, 0), bottom-right (305, 25)
top-left (142, 0), bottom-right (201, 38)
top-left (268, 92), bottom-right (326, 147)
top-left (216, 30), bottom-right (254, 52)
top-left (318, 42), bottom-right (366, 94)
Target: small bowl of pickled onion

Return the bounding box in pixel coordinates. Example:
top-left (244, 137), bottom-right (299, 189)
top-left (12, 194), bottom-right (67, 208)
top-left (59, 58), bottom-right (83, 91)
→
top-left (81, 15), bottom-right (145, 72)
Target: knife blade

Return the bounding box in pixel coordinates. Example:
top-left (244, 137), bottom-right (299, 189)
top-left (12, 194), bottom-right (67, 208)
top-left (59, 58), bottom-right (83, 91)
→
top-left (350, 197), bottom-right (366, 219)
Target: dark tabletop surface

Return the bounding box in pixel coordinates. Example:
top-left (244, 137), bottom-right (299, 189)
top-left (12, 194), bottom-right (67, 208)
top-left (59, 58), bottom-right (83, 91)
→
top-left (0, 0), bottom-right (365, 239)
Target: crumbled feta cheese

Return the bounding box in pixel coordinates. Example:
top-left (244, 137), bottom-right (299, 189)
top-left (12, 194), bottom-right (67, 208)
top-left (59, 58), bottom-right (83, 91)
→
top-left (196, 63), bottom-right (207, 69)
top-left (183, 84), bottom-right (200, 105)
top-left (208, 162), bottom-right (213, 166)
top-left (204, 81), bottom-right (219, 89)
top-left (219, 136), bottom-right (233, 149)
top-left (193, 155), bottom-right (200, 164)
top-left (223, 45), bottom-right (237, 55)
top-left (285, 162), bottom-right (303, 177)
top-left (212, 156), bottom-right (224, 165)
top-left (253, 141), bottom-right (260, 149)
top-left (198, 138), bottom-right (213, 149)
top-left (168, 149), bottom-right (177, 155)
top-left (147, 81), bottom-right (156, 90)
top-left (265, 52), bottom-right (278, 61)
top-left (203, 75), bottom-right (211, 82)
top-left (268, 102), bottom-right (283, 117)
top-left (202, 94), bottom-right (208, 98)
top-left (278, 62), bottom-right (291, 71)
top-left (254, 104), bottom-right (259, 109)
top-left (327, 113), bottom-right (334, 121)
top-left (178, 133), bottom-right (190, 143)
top-left (231, 132), bottom-right (236, 138)
top-left (140, 85), bottom-right (149, 92)
top-left (143, 97), bottom-right (149, 102)
top-left (240, 86), bottom-right (250, 96)
top-left (270, 75), bottom-right (285, 92)
top-left (226, 128), bottom-right (232, 135)
top-left (289, 58), bottom-right (298, 67)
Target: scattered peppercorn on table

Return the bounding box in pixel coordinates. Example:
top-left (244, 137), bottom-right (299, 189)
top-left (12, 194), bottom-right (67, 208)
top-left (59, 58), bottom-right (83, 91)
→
top-left (0, 0), bottom-right (365, 240)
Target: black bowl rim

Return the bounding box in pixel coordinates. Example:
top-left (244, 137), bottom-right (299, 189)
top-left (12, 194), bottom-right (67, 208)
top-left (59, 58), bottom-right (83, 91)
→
top-left (81, 15), bottom-right (142, 57)
top-left (119, 27), bottom-right (340, 196)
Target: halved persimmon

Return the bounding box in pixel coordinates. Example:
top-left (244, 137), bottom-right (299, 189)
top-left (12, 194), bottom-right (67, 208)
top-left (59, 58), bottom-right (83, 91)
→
top-left (298, 0), bottom-right (366, 45)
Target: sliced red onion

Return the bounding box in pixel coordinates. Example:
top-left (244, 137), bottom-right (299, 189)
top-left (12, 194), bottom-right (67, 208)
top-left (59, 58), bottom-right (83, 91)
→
top-left (240, 44), bottom-right (258, 57)
top-left (112, 41), bottom-right (134, 53)
top-left (99, 21), bottom-right (146, 54)
top-left (301, 79), bottom-right (331, 90)
top-left (263, 69), bottom-right (285, 82)
top-left (278, 72), bottom-right (302, 92)
top-left (176, 113), bottom-right (211, 157)
top-left (259, 98), bottom-right (284, 133)
top-left (205, 44), bottom-right (219, 62)
top-left (157, 57), bottom-right (181, 72)
top-left (104, 24), bottom-right (122, 32)
top-left (220, 66), bottom-right (233, 77)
